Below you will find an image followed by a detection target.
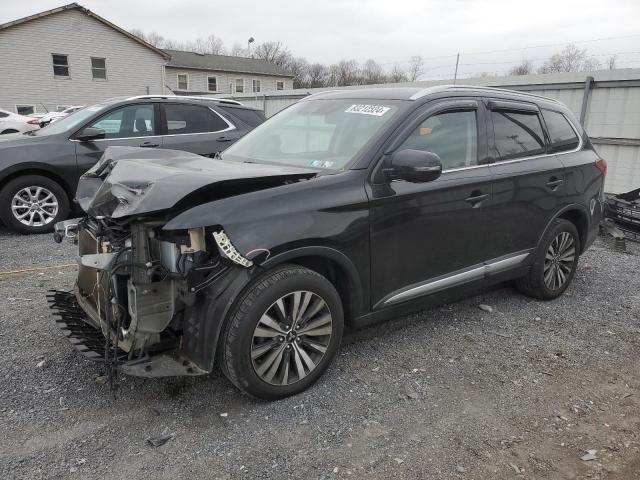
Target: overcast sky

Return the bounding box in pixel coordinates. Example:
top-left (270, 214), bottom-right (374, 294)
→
top-left (2, 0), bottom-right (640, 78)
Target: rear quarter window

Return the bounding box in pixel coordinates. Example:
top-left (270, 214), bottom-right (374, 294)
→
top-left (220, 107), bottom-right (265, 127)
top-left (542, 109), bottom-right (580, 153)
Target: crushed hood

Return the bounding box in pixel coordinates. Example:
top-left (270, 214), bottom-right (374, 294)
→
top-left (77, 146), bottom-right (319, 219)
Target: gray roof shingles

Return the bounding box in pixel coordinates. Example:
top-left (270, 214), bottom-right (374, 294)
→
top-left (163, 49), bottom-right (293, 77)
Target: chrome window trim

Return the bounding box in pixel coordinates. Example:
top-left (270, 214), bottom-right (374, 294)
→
top-left (438, 122), bottom-right (583, 173)
top-left (379, 252), bottom-right (530, 307)
top-left (70, 105), bottom-right (235, 142)
top-left (489, 108), bottom-right (583, 167)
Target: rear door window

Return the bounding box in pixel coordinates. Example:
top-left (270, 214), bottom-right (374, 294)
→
top-left (491, 109), bottom-right (545, 160)
top-left (542, 109), bottom-right (580, 153)
top-left (164, 104), bottom-right (230, 134)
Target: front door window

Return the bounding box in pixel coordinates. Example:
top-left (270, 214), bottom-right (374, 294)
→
top-left (87, 104), bottom-right (155, 139)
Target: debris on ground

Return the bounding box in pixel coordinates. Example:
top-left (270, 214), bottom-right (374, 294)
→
top-left (146, 430), bottom-right (175, 447)
top-left (580, 449), bottom-right (598, 461)
top-left (478, 304), bottom-right (494, 313)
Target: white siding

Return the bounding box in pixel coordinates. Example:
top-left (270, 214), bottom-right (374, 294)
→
top-left (0, 9), bottom-right (166, 113)
top-left (164, 66), bottom-right (293, 95)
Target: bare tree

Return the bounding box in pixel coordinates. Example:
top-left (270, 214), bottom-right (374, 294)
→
top-left (335, 59), bottom-right (360, 86)
top-left (230, 42), bottom-right (245, 57)
top-left (202, 34), bottom-right (226, 55)
top-left (408, 55), bottom-right (424, 81)
top-left (538, 44), bottom-right (601, 74)
top-left (389, 65), bottom-right (408, 83)
top-left (252, 41), bottom-right (292, 67)
top-left (306, 63), bottom-right (329, 88)
top-left (606, 55), bottom-right (617, 70)
top-left (129, 28), bottom-right (147, 41)
top-left (284, 57), bottom-right (310, 88)
top-left (360, 59), bottom-right (386, 84)
top-left (509, 60), bottom-right (533, 76)
top-left (128, 30), bottom-right (444, 88)
top-left (582, 56), bottom-right (601, 72)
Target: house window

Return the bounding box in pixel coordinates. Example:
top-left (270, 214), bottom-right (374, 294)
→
top-left (207, 76), bottom-right (218, 92)
top-left (235, 78), bottom-right (244, 93)
top-left (52, 54), bottom-right (69, 77)
top-left (177, 73), bottom-right (189, 90)
top-left (16, 105), bottom-right (36, 115)
top-left (252, 79), bottom-right (261, 93)
top-left (91, 57), bottom-right (107, 79)
top-left (276, 81), bottom-right (285, 91)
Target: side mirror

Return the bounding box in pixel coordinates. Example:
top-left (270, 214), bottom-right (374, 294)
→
top-left (389, 149), bottom-right (443, 183)
top-left (76, 127), bottom-right (106, 142)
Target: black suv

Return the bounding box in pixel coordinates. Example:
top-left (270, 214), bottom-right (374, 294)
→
top-left (49, 86), bottom-right (606, 400)
top-left (0, 95), bottom-right (265, 234)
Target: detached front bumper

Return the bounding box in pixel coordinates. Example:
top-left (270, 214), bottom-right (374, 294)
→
top-left (47, 290), bottom-right (206, 377)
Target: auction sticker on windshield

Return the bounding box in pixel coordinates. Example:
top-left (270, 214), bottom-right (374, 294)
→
top-left (345, 104), bottom-right (391, 116)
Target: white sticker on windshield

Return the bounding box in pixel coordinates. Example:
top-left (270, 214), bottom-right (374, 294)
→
top-left (345, 104), bottom-right (390, 116)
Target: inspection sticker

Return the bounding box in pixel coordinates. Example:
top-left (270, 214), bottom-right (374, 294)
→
top-left (345, 104), bottom-right (390, 116)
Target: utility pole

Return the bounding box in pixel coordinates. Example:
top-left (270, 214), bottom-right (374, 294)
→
top-left (453, 53), bottom-right (460, 84)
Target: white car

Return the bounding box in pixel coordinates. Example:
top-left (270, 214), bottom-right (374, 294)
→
top-left (0, 109), bottom-right (40, 134)
top-left (39, 106), bottom-right (85, 127)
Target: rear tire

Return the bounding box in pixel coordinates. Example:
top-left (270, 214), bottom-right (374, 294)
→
top-left (221, 264), bottom-right (344, 400)
top-left (0, 175), bottom-right (69, 234)
top-left (515, 219), bottom-right (580, 300)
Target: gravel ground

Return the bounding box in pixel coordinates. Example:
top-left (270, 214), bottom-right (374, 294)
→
top-left (0, 227), bottom-right (639, 480)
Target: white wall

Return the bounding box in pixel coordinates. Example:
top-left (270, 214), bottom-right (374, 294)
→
top-left (0, 9), bottom-right (166, 113)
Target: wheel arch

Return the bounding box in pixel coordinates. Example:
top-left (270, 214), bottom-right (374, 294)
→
top-left (261, 246), bottom-right (366, 324)
top-left (0, 166), bottom-right (75, 203)
top-left (539, 205), bottom-right (589, 254)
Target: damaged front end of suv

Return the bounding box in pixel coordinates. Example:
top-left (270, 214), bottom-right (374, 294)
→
top-left (48, 146), bottom-right (319, 379)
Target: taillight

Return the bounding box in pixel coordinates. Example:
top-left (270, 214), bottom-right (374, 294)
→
top-left (595, 158), bottom-right (607, 176)
top-left (26, 119), bottom-right (40, 125)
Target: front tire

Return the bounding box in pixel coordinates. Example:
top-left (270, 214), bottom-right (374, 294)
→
top-left (0, 175), bottom-right (69, 234)
top-left (221, 265), bottom-right (344, 400)
top-left (515, 219), bottom-right (580, 300)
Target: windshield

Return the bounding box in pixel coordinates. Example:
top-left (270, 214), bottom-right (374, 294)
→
top-left (223, 99), bottom-right (403, 170)
top-left (34, 104), bottom-right (107, 136)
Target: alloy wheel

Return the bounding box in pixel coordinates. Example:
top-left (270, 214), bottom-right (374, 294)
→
top-left (251, 291), bottom-right (332, 386)
top-left (543, 231), bottom-right (575, 290)
top-left (11, 186), bottom-right (59, 227)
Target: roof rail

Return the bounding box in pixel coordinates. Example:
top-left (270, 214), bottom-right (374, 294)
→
top-left (409, 85), bottom-right (455, 100)
top-left (126, 95), bottom-right (243, 105)
top-left (408, 84), bottom-right (562, 104)
top-left (303, 89), bottom-right (347, 99)
top-left (445, 85), bottom-right (563, 104)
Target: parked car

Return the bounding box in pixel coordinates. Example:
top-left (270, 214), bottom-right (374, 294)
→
top-left (48, 86), bottom-right (607, 400)
top-left (0, 109), bottom-right (40, 134)
top-left (0, 95), bottom-right (265, 233)
top-left (39, 106), bottom-right (85, 128)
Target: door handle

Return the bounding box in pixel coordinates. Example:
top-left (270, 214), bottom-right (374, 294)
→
top-left (465, 192), bottom-right (489, 207)
top-left (139, 142), bottom-right (159, 148)
top-left (545, 178), bottom-right (564, 190)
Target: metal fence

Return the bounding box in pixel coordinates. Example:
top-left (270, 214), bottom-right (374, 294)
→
top-left (216, 68), bottom-right (640, 194)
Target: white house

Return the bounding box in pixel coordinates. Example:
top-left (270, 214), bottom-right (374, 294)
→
top-left (163, 49), bottom-right (294, 96)
top-left (0, 3), bottom-right (169, 114)
top-left (0, 3), bottom-right (294, 115)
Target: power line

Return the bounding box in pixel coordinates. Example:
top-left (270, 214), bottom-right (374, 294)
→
top-left (380, 33), bottom-right (640, 66)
